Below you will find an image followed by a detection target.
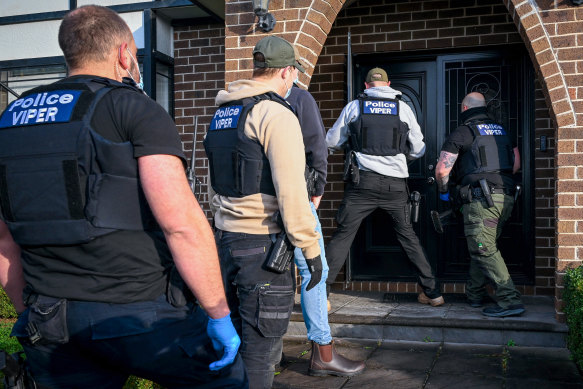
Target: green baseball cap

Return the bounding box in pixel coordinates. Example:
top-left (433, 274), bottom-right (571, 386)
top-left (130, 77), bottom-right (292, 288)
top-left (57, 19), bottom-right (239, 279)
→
top-left (366, 67), bottom-right (389, 83)
top-left (253, 36), bottom-right (305, 73)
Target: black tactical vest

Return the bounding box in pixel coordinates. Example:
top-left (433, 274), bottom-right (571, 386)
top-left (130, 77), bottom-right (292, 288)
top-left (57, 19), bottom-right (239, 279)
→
top-left (348, 94), bottom-right (410, 156)
top-left (455, 120), bottom-right (514, 182)
top-left (0, 78), bottom-right (158, 246)
top-left (203, 92), bottom-right (294, 198)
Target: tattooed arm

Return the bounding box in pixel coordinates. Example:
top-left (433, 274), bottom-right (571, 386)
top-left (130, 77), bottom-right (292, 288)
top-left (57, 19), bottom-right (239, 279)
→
top-left (435, 150), bottom-right (458, 193)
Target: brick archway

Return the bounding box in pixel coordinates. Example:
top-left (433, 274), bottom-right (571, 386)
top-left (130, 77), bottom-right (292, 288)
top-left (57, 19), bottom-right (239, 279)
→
top-left (222, 0), bottom-right (583, 320)
top-left (225, 0), bottom-right (347, 84)
top-left (506, 0), bottom-right (575, 127)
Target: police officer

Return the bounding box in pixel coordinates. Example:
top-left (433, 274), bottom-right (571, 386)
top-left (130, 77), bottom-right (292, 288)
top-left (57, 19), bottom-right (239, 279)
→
top-left (325, 67), bottom-right (444, 307)
top-left (0, 5), bottom-right (247, 388)
top-left (286, 84), bottom-right (365, 377)
top-left (204, 36), bottom-right (323, 388)
top-left (435, 92), bottom-right (524, 317)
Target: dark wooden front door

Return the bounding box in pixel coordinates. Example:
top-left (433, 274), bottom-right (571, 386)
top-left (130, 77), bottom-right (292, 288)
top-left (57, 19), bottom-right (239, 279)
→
top-left (347, 47), bottom-right (534, 284)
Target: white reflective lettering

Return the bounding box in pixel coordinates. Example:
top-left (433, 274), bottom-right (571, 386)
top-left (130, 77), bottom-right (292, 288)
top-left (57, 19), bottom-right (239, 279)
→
top-left (24, 109), bottom-right (37, 124)
top-left (45, 107), bottom-right (58, 122)
top-left (59, 94), bottom-right (73, 104)
top-left (12, 111), bottom-right (25, 125)
top-left (9, 99), bottom-right (23, 112)
top-left (21, 98), bottom-right (34, 109)
top-left (33, 93), bottom-right (42, 107)
top-left (36, 107), bottom-right (48, 122)
top-left (46, 94), bottom-right (59, 104)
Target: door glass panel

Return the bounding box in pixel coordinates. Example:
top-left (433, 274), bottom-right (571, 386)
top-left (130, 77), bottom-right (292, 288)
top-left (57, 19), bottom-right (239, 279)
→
top-left (441, 53), bottom-right (530, 282)
top-left (1, 65), bottom-right (67, 111)
top-left (156, 62), bottom-right (171, 114)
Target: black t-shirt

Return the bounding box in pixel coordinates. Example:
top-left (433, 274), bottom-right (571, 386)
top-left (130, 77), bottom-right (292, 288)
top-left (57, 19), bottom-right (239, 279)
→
top-left (440, 108), bottom-right (517, 189)
top-left (21, 76), bottom-right (186, 303)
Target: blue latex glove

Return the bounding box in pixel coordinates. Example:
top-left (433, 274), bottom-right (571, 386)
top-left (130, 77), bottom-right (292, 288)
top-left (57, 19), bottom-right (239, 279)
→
top-left (439, 192), bottom-right (450, 202)
top-left (206, 313), bottom-right (241, 371)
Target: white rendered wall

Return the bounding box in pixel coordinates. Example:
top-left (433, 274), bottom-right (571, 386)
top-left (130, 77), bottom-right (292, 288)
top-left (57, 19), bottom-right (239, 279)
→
top-left (0, 0), bottom-right (69, 17)
top-left (0, 11), bottom-right (145, 61)
top-left (77, 0), bottom-right (153, 7)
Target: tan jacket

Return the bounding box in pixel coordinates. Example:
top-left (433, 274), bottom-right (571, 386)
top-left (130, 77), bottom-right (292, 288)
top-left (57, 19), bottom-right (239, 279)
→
top-left (208, 79), bottom-right (321, 259)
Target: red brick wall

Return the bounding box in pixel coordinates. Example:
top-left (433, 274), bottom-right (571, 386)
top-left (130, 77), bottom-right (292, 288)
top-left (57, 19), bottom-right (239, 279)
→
top-left (310, 0), bottom-right (554, 296)
top-left (173, 23), bottom-right (225, 218)
top-left (515, 1), bottom-right (583, 321)
top-left (174, 1), bottom-right (579, 304)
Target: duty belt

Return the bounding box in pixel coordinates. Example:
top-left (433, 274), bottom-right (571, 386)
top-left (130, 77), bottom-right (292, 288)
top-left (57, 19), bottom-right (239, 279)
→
top-left (471, 187), bottom-right (514, 198)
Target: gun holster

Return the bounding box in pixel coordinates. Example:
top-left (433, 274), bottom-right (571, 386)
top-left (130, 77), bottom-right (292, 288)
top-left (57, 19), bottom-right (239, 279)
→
top-left (455, 184), bottom-right (473, 205)
top-left (305, 166), bottom-right (318, 198)
top-left (263, 211), bottom-right (294, 274)
top-left (343, 149), bottom-right (359, 185)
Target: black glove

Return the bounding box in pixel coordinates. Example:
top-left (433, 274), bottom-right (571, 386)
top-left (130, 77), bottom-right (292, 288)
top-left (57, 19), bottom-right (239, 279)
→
top-left (305, 255), bottom-right (323, 291)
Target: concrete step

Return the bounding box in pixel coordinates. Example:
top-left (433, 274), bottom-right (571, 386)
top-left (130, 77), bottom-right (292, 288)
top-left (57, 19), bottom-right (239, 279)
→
top-left (285, 292), bottom-right (567, 348)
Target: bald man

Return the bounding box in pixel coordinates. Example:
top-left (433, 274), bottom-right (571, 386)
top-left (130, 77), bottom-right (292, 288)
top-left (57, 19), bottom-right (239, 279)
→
top-left (435, 92), bottom-right (524, 318)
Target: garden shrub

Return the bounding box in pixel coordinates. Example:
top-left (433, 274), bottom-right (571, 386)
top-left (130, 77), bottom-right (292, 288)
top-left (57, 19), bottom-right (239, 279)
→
top-left (564, 265), bottom-right (583, 372)
top-left (0, 288), bottom-right (17, 319)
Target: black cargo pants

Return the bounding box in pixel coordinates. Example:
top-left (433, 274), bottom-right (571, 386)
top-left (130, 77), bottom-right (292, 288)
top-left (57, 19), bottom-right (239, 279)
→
top-left (216, 229), bottom-right (295, 389)
top-left (326, 170), bottom-right (439, 293)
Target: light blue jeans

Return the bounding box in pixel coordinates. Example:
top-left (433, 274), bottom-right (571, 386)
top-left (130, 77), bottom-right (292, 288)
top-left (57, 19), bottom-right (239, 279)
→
top-left (294, 201), bottom-right (332, 345)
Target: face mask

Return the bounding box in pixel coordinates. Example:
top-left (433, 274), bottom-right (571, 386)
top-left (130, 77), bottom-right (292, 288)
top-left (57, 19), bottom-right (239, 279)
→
top-left (283, 69), bottom-right (293, 99)
top-left (284, 81), bottom-right (292, 99)
top-left (125, 48), bottom-right (144, 90)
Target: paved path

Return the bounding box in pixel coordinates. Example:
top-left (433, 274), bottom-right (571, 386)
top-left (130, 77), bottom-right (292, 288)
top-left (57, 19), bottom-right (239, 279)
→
top-left (274, 338), bottom-right (583, 388)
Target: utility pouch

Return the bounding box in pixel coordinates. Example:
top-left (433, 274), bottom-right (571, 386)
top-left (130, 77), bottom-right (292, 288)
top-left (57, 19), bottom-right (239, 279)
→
top-left (27, 296), bottom-right (69, 344)
top-left (166, 265), bottom-right (195, 307)
top-left (257, 284), bottom-right (294, 337)
top-left (457, 184), bottom-right (473, 205)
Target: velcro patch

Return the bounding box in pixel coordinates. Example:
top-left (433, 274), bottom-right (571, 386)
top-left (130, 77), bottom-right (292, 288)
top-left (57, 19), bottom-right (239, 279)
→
top-left (209, 105), bottom-right (243, 130)
top-left (0, 90), bottom-right (81, 128)
top-left (476, 123), bottom-right (506, 136)
top-left (363, 100), bottom-right (398, 115)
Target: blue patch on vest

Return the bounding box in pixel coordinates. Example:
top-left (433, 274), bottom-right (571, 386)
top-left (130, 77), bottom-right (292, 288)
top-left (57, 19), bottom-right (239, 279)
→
top-left (209, 105), bottom-right (243, 130)
top-left (362, 100), bottom-right (398, 115)
top-left (0, 90), bottom-right (82, 129)
top-left (476, 123), bottom-right (506, 136)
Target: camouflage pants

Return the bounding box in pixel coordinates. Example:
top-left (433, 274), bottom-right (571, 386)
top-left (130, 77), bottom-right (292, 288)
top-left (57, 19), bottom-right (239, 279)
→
top-left (462, 193), bottom-right (522, 308)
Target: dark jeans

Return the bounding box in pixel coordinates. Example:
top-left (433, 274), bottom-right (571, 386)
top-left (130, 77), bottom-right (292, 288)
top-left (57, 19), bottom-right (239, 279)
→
top-left (326, 170), bottom-right (438, 293)
top-left (216, 230), bottom-right (295, 389)
top-left (12, 295), bottom-right (248, 389)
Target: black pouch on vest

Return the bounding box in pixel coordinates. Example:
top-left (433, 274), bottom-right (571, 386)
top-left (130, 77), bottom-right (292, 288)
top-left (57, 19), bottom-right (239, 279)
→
top-left (27, 296), bottom-right (69, 344)
top-left (166, 265), bottom-right (195, 307)
top-left (456, 184), bottom-right (473, 205)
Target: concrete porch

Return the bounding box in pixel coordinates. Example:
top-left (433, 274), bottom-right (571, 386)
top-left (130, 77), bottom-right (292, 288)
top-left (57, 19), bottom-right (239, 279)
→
top-left (285, 292), bottom-right (567, 348)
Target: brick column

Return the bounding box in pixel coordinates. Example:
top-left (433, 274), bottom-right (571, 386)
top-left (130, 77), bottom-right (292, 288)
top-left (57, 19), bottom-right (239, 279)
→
top-left (507, 0), bottom-right (583, 322)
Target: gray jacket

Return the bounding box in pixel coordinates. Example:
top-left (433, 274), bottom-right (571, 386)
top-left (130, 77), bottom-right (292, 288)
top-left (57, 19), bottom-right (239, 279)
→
top-left (325, 86), bottom-right (425, 178)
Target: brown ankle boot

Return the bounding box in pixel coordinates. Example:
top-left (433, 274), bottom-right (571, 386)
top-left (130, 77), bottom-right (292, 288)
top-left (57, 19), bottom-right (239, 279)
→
top-left (308, 341), bottom-right (365, 377)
